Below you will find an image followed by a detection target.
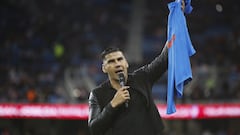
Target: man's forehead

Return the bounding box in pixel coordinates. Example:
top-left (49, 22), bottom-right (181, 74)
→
top-left (104, 51), bottom-right (124, 60)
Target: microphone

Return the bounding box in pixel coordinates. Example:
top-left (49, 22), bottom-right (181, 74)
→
top-left (118, 73), bottom-right (128, 108)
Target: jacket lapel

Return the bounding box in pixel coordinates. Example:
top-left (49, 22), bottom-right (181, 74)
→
top-left (127, 75), bottom-right (150, 106)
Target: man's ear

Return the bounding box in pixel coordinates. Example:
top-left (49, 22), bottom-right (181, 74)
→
top-left (102, 64), bottom-right (107, 73)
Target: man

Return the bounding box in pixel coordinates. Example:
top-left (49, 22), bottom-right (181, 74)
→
top-left (88, 2), bottom-right (185, 135)
top-left (88, 44), bottom-right (168, 135)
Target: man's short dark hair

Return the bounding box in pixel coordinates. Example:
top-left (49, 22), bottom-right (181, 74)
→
top-left (101, 47), bottom-right (121, 60)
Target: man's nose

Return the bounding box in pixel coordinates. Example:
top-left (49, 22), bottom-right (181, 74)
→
top-left (115, 65), bottom-right (121, 68)
top-left (115, 61), bottom-right (121, 68)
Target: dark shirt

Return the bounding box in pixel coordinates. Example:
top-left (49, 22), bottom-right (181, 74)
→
top-left (111, 86), bottom-right (155, 135)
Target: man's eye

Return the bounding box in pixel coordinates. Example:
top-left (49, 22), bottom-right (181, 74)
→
top-left (108, 60), bottom-right (114, 64)
top-left (118, 58), bottom-right (123, 61)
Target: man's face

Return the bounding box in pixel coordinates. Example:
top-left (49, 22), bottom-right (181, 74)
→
top-left (102, 51), bottom-right (129, 81)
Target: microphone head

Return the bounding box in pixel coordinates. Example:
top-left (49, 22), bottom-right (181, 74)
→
top-left (118, 72), bottom-right (125, 86)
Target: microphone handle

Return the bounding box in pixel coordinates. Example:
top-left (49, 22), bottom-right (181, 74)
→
top-left (120, 82), bottom-right (128, 108)
top-left (125, 100), bottom-right (128, 108)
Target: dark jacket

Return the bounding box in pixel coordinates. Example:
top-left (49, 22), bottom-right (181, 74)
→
top-left (88, 46), bottom-right (168, 135)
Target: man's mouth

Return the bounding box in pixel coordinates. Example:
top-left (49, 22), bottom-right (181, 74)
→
top-left (115, 70), bottom-right (124, 74)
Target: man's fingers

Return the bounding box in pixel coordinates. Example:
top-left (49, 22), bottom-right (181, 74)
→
top-left (119, 86), bottom-right (130, 100)
top-left (181, 0), bottom-right (185, 11)
top-left (124, 91), bottom-right (130, 99)
top-left (112, 86), bottom-right (131, 107)
top-left (120, 86), bottom-right (129, 91)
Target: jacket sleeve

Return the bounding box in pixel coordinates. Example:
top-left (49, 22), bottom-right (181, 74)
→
top-left (88, 91), bottom-right (117, 135)
top-left (145, 45), bottom-right (168, 84)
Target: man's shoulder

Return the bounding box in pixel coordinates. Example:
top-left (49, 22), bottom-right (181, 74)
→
top-left (91, 80), bottom-right (109, 94)
top-left (132, 65), bottom-right (148, 76)
top-left (90, 80), bottom-right (113, 107)
top-left (128, 67), bottom-right (148, 83)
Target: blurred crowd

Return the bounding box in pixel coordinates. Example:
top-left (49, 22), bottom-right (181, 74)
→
top-left (0, 0), bottom-right (130, 103)
top-left (0, 0), bottom-right (240, 104)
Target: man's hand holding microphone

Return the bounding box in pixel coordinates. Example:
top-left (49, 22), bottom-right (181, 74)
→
top-left (110, 73), bottom-right (130, 108)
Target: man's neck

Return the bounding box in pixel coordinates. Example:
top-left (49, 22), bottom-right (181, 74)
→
top-left (109, 79), bottom-right (121, 91)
